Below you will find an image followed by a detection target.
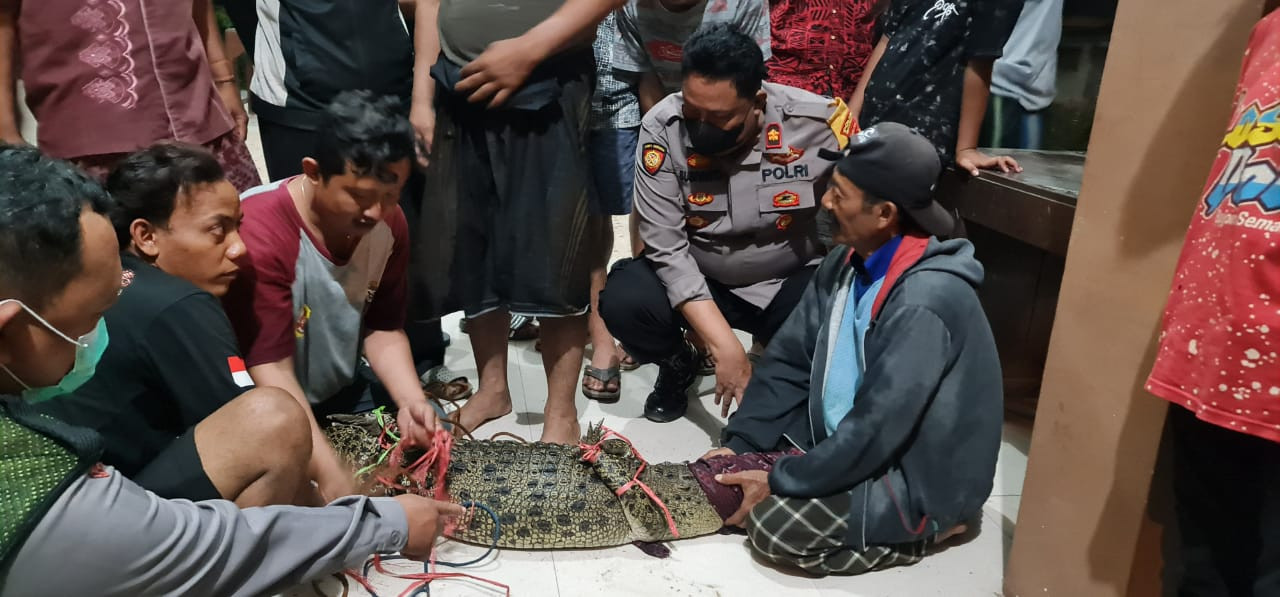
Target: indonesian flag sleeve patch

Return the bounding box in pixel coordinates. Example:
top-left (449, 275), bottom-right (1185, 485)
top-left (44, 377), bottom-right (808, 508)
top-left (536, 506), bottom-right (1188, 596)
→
top-left (228, 356), bottom-right (255, 388)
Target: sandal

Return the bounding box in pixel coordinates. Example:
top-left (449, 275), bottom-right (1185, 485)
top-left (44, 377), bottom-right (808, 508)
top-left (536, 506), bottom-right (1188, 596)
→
top-left (581, 365), bottom-right (622, 402)
top-left (619, 350), bottom-right (641, 371)
top-left (420, 365), bottom-right (473, 403)
top-left (508, 315), bottom-right (539, 341)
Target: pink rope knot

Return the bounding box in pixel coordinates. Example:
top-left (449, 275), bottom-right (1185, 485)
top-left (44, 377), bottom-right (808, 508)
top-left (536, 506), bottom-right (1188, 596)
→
top-left (386, 423), bottom-right (454, 502)
top-left (577, 426), bottom-right (680, 539)
top-left (577, 440), bottom-right (603, 463)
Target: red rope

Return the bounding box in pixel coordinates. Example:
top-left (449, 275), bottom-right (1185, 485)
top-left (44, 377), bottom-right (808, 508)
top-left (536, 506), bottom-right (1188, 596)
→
top-left (881, 475), bottom-right (930, 536)
top-left (346, 424), bottom-right (508, 596)
top-left (577, 426), bottom-right (680, 539)
top-left (360, 553), bottom-right (512, 597)
top-left (343, 569), bottom-right (379, 595)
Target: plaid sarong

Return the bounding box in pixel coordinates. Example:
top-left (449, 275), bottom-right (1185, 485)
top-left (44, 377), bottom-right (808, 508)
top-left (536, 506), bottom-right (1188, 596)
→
top-left (746, 493), bottom-right (930, 576)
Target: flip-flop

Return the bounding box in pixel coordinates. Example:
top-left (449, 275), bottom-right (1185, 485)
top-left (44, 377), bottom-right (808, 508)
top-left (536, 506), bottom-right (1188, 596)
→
top-left (458, 316), bottom-right (540, 341)
top-left (508, 315), bottom-right (539, 341)
top-left (619, 350), bottom-right (641, 371)
top-left (420, 365), bottom-right (473, 402)
top-left (581, 365), bottom-right (622, 402)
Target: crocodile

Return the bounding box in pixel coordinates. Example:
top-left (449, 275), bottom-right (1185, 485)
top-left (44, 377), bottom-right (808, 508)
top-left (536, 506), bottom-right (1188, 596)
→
top-left (325, 414), bottom-right (767, 550)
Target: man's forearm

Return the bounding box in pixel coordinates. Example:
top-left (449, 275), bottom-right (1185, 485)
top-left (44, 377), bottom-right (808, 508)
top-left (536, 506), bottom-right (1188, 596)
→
top-left (194, 0), bottom-right (233, 78)
top-left (518, 0), bottom-right (626, 63)
top-left (411, 0), bottom-right (441, 107)
top-left (955, 58), bottom-right (995, 156)
top-left (0, 0), bottom-right (21, 141)
top-left (847, 35), bottom-right (887, 119)
top-left (363, 329), bottom-right (430, 411)
top-left (2, 471), bottom-right (407, 597)
top-left (679, 299), bottom-right (740, 359)
top-left (637, 71), bottom-right (664, 115)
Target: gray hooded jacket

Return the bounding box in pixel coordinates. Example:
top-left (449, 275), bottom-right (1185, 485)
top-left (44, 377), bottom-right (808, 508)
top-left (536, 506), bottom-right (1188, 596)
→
top-left (722, 237), bottom-right (1002, 546)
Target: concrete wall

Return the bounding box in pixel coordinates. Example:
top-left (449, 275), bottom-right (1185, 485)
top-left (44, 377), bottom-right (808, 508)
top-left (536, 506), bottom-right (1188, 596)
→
top-left (1005, 1), bottom-right (1272, 595)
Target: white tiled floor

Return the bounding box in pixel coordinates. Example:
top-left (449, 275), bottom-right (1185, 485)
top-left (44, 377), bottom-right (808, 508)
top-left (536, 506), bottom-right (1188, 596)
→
top-left (288, 313), bottom-right (1029, 597)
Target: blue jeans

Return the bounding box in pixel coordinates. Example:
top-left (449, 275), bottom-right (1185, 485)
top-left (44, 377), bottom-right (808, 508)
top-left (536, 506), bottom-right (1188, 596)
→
top-left (588, 126), bottom-right (639, 216)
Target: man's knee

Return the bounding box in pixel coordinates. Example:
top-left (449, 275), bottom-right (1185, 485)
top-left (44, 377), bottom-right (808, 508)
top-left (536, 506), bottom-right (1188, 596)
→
top-left (231, 387), bottom-right (313, 462)
top-left (744, 496), bottom-right (850, 576)
top-left (744, 497), bottom-right (811, 569)
top-left (597, 258), bottom-right (643, 327)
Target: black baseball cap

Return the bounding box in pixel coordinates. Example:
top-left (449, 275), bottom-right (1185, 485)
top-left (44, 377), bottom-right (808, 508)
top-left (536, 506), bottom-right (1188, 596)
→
top-left (834, 122), bottom-right (956, 237)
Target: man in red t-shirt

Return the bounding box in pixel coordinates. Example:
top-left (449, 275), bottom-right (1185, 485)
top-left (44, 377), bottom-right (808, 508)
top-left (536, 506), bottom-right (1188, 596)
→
top-left (1146, 8), bottom-right (1280, 594)
top-left (224, 91), bottom-right (439, 499)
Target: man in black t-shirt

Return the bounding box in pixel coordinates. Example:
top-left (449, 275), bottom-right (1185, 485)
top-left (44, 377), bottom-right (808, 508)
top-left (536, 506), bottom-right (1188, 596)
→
top-left (851, 0), bottom-right (1024, 176)
top-left (35, 144), bottom-right (319, 507)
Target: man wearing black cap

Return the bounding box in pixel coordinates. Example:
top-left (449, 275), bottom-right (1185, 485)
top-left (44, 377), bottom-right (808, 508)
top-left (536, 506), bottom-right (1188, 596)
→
top-left (705, 122), bottom-right (1003, 576)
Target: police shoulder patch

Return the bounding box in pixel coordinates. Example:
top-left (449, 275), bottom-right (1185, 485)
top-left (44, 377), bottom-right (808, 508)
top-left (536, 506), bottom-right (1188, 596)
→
top-left (827, 98), bottom-right (857, 150)
top-left (765, 123), bottom-right (783, 150)
top-left (642, 143), bottom-right (667, 176)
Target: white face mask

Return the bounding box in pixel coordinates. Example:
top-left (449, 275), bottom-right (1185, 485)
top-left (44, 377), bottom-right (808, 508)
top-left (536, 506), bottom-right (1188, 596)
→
top-left (0, 299), bottom-right (109, 403)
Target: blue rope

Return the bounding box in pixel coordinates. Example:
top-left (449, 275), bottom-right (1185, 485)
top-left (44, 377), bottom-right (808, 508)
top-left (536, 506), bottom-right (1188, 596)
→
top-left (435, 501), bottom-right (502, 567)
top-left (362, 500), bottom-right (503, 597)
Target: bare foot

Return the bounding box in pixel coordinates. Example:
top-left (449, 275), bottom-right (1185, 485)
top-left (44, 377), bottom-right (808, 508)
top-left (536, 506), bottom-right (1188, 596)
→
top-left (935, 523), bottom-right (969, 544)
top-left (451, 389), bottom-right (512, 437)
top-left (540, 414), bottom-right (581, 444)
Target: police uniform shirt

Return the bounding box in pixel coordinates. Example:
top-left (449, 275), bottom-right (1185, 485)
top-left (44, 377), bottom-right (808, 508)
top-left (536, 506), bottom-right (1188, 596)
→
top-left (635, 81), bottom-right (855, 309)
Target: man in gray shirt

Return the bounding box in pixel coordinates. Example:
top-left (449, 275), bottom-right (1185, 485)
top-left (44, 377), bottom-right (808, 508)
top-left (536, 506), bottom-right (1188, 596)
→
top-left (0, 145), bottom-right (463, 596)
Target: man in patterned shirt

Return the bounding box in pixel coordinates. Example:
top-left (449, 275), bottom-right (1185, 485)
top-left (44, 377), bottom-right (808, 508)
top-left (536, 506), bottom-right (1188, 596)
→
top-left (615, 0), bottom-right (772, 113)
top-left (0, 0), bottom-right (261, 191)
top-left (582, 12), bottom-right (642, 402)
top-left (851, 0), bottom-right (1024, 175)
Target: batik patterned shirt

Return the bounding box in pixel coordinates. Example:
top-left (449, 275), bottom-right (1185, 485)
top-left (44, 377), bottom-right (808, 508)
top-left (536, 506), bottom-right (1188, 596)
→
top-left (765, 0), bottom-right (879, 100)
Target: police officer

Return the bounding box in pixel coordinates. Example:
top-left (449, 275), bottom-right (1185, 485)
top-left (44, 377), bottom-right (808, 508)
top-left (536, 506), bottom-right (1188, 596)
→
top-left (598, 24), bottom-right (855, 423)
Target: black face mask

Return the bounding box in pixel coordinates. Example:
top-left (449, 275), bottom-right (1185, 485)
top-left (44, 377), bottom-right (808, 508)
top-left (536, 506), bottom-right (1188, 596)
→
top-left (687, 119), bottom-right (744, 156)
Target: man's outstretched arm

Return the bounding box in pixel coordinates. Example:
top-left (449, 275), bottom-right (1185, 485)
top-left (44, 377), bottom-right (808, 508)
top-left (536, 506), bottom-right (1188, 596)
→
top-left (2, 470), bottom-right (465, 596)
top-left (3, 471), bottom-right (404, 596)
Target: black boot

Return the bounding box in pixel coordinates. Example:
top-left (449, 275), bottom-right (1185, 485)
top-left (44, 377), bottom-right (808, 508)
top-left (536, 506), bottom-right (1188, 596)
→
top-left (644, 341), bottom-right (699, 423)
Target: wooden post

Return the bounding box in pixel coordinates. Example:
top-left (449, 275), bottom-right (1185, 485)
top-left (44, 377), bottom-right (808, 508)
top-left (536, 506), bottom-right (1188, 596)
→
top-left (1004, 1), bottom-right (1272, 595)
